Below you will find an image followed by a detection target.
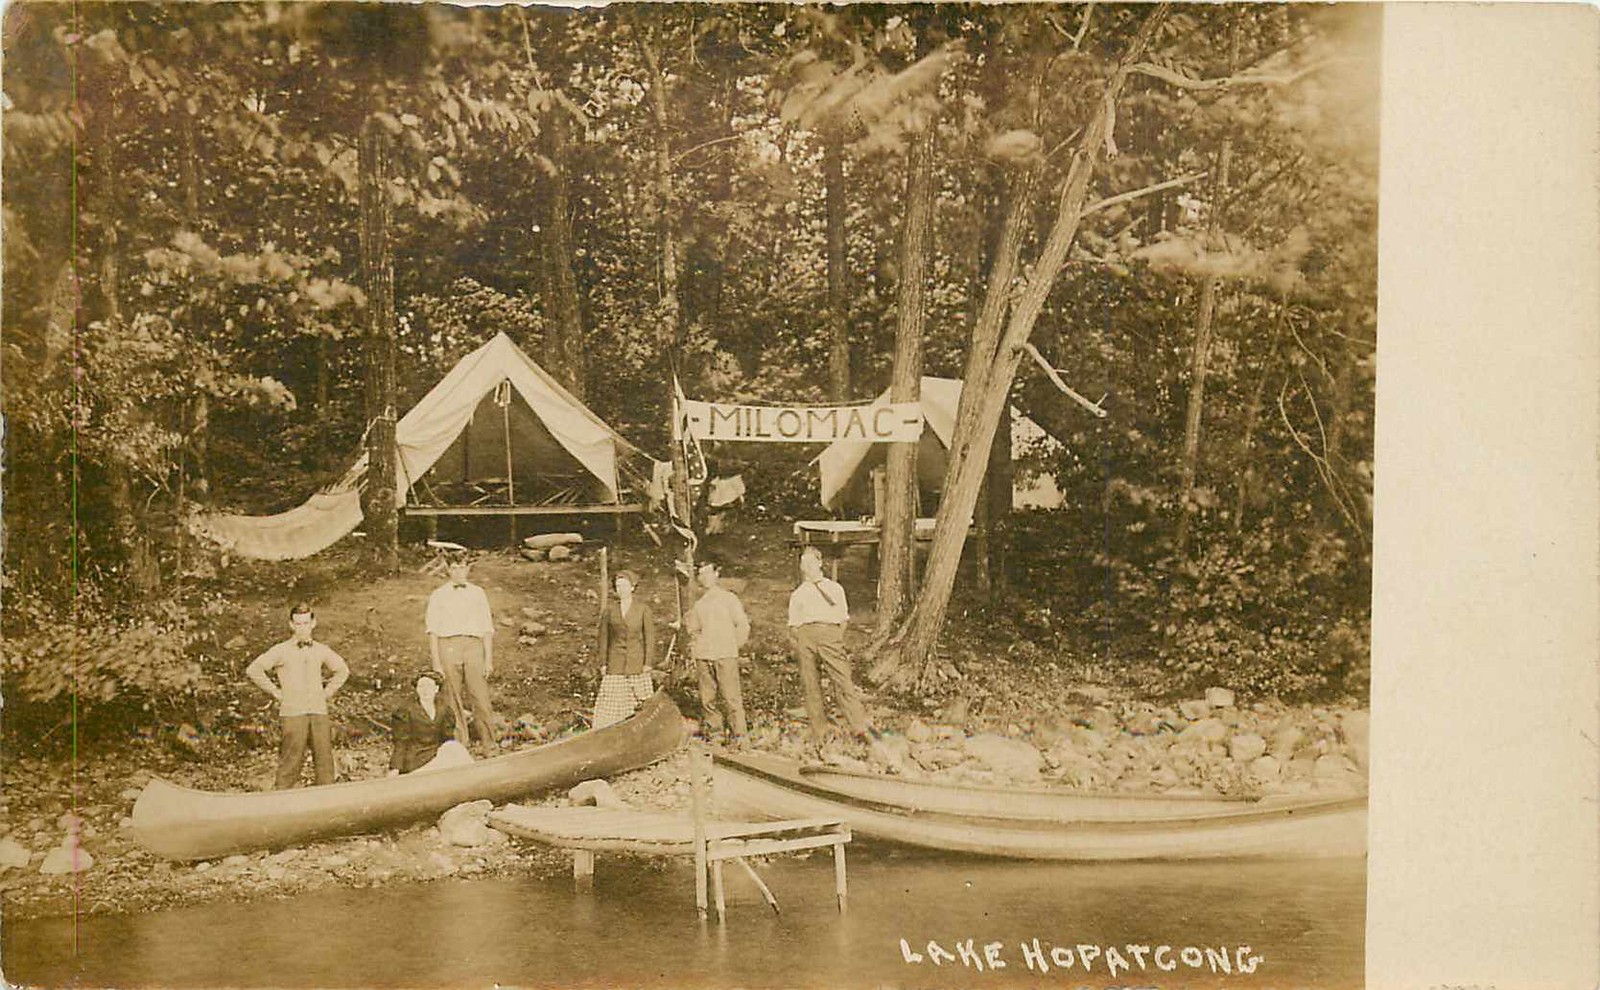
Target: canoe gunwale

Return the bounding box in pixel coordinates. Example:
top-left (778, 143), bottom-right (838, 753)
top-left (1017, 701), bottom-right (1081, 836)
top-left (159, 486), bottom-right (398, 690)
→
top-left (717, 752), bottom-right (1367, 833)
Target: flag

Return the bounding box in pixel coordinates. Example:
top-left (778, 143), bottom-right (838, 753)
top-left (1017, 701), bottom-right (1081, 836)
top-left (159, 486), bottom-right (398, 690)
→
top-left (672, 374), bottom-right (709, 487)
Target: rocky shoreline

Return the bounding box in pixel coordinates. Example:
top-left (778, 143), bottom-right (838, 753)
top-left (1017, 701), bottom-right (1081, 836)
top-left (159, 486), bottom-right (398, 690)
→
top-left (0, 690), bottom-right (1367, 923)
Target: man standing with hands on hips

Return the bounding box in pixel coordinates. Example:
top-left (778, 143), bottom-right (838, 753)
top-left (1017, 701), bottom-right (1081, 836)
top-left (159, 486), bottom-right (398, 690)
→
top-left (787, 547), bottom-right (873, 750)
top-left (426, 553), bottom-right (500, 755)
top-left (246, 603), bottom-right (350, 789)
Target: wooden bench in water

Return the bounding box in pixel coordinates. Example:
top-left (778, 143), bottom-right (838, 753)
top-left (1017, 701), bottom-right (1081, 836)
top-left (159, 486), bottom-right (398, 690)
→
top-left (488, 804), bottom-right (850, 921)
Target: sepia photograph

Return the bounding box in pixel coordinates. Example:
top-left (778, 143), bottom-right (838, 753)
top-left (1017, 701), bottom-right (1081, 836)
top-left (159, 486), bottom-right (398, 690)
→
top-left (0, 2), bottom-right (1594, 988)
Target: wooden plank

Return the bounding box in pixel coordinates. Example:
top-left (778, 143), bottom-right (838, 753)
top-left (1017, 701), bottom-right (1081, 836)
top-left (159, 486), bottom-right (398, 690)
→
top-left (403, 503), bottom-right (644, 517)
top-left (706, 834), bottom-right (849, 860)
top-left (833, 840), bottom-right (847, 912)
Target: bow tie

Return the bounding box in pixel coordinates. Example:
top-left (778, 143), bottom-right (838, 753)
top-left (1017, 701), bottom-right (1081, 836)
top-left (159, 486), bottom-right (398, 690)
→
top-left (296, 641), bottom-right (313, 649)
top-left (453, 583), bottom-right (467, 589)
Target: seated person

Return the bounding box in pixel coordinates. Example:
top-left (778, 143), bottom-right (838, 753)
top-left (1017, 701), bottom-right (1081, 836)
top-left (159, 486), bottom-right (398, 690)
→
top-left (388, 671), bottom-right (476, 776)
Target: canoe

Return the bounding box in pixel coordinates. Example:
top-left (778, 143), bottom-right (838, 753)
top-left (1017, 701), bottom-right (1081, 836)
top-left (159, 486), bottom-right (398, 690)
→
top-left (132, 691), bottom-right (686, 861)
top-left (797, 762), bottom-right (1262, 822)
top-left (712, 751), bottom-right (1366, 861)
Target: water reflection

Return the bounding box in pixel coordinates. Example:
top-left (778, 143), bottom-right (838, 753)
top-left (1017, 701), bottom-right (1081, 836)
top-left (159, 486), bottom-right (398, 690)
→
top-left (5, 850), bottom-right (1364, 989)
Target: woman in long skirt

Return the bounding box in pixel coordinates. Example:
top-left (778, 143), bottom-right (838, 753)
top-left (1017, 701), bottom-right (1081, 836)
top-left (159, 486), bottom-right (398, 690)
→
top-left (592, 569), bottom-right (657, 728)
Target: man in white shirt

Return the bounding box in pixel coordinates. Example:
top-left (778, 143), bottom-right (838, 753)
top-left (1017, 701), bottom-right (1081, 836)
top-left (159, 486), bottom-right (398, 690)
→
top-left (786, 547), bottom-right (871, 746)
top-left (426, 556), bottom-right (499, 754)
top-left (246, 603), bottom-right (350, 788)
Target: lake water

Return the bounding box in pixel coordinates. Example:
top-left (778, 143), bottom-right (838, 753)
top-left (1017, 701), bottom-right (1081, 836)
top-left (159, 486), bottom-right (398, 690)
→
top-left (4, 849), bottom-right (1364, 989)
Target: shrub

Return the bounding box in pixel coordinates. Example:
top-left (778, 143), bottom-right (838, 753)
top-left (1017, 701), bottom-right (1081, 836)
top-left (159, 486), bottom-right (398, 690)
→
top-left (1, 586), bottom-right (214, 712)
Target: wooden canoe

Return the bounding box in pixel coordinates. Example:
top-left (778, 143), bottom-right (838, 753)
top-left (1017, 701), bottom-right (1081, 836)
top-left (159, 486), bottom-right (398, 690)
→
top-left (797, 762), bottom-right (1262, 822)
top-left (713, 751), bottom-right (1366, 861)
top-left (131, 691), bottom-right (686, 861)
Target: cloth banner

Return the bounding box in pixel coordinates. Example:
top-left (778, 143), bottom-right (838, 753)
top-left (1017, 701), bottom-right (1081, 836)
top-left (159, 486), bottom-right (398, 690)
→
top-left (679, 398), bottom-right (923, 443)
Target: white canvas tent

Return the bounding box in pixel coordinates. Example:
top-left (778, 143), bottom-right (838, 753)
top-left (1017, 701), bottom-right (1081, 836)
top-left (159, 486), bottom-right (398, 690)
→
top-left (816, 376), bottom-right (1065, 513)
top-left (193, 333), bottom-right (652, 560)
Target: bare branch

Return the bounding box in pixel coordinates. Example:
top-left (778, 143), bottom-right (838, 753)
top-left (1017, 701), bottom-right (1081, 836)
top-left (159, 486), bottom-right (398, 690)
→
top-left (1072, 3), bottom-right (1096, 50)
top-left (1023, 342), bottom-right (1108, 418)
top-left (1082, 170), bottom-right (1207, 216)
top-left (1130, 57), bottom-right (1334, 92)
top-left (671, 133), bottom-right (745, 167)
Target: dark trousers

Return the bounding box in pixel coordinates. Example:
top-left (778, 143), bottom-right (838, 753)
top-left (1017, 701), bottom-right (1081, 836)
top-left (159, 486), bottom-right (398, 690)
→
top-left (793, 623), bottom-right (869, 741)
top-left (276, 714), bottom-right (334, 789)
top-left (696, 654), bottom-right (748, 738)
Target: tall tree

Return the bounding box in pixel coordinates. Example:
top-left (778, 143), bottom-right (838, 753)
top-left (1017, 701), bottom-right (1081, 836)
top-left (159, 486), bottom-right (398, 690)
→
top-left (876, 119), bottom-right (938, 631)
top-left (872, 6), bottom-right (1170, 686)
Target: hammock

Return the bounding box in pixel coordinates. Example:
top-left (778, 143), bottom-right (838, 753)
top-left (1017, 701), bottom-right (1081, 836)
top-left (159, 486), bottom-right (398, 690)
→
top-left (189, 486), bottom-right (363, 562)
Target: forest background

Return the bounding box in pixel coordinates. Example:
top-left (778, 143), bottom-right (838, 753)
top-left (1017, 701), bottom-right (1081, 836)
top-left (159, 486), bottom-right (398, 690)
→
top-left (1, 2), bottom-right (1378, 739)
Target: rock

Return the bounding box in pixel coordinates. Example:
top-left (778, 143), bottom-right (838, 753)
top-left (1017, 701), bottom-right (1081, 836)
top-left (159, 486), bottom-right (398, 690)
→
top-left (568, 779), bottom-right (627, 809)
top-left (1071, 685), bottom-right (1111, 702)
top-left (1249, 755), bottom-right (1282, 782)
top-left (1269, 725), bottom-right (1305, 759)
top-left (867, 735), bottom-right (912, 773)
top-left (904, 720), bottom-right (933, 744)
top-left (1069, 727), bottom-right (1109, 753)
top-left (547, 545), bottom-right (574, 562)
top-left (962, 733), bottom-right (1044, 779)
top-left (264, 865), bottom-right (287, 881)
top-left (1178, 699), bottom-right (1212, 721)
top-left (1205, 687), bottom-right (1236, 709)
top-left (119, 817), bottom-right (134, 830)
top-left (1178, 718), bottom-right (1227, 745)
top-left (322, 853), bottom-right (351, 868)
top-left (940, 698), bottom-right (970, 725)
top-left (56, 813), bottom-right (82, 832)
top-left (0, 838), bottom-right (31, 870)
top-left (520, 548), bottom-right (548, 562)
top-left (439, 800), bottom-right (495, 847)
top-left (523, 532), bottom-right (582, 550)
top-left (520, 621), bottom-right (547, 637)
top-left (910, 745), bottom-right (966, 772)
top-left (40, 841), bottom-right (93, 875)
top-left (224, 634), bottom-right (248, 650)
top-left (1339, 710), bottom-right (1371, 769)
top-left (268, 848), bottom-right (303, 864)
top-left (120, 787), bottom-right (144, 802)
top-left (195, 861), bottom-right (213, 873)
top-left (223, 854), bottom-right (251, 868)
top-left (1229, 733), bottom-right (1268, 764)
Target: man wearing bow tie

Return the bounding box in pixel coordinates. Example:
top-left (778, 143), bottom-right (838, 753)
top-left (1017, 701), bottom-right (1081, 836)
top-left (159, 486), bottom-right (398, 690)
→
top-left (426, 555), bottom-right (499, 755)
top-left (246, 603), bottom-right (350, 788)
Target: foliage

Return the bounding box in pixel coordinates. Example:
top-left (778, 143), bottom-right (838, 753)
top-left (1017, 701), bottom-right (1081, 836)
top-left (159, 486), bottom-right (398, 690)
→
top-left (1, 587), bottom-right (217, 711)
top-left (1, 3), bottom-right (1378, 721)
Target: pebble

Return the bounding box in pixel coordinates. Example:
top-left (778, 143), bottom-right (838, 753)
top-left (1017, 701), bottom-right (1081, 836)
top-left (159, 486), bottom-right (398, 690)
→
top-left (223, 855), bottom-right (250, 868)
top-left (1205, 687), bottom-right (1237, 709)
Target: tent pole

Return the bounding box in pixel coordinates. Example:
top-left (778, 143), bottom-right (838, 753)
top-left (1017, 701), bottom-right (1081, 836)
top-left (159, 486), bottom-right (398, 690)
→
top-left (502, 381), bottom-right (517, 545)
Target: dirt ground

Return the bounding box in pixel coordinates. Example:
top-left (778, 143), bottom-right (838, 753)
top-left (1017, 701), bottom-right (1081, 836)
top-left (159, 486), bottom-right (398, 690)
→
top-left (0, 517), bottom-right (1368, 921)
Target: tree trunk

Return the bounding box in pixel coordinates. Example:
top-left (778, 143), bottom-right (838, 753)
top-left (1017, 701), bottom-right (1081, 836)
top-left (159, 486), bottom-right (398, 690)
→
top-left (541, 103), bottom-right (587, 398)
top-left (1174, 14), bottom-right (1242, 555)
top-left (872, 8), bottom-right (1168, 686)
top-left (875, 123), bottom-right (936, 634)
top-left (358, 102), bottom-right (400, 566)
top-left (823, 125), bottom-right (851, 401)
top-left (1232, 305), bottom-right (1284, 532)
top-left (634, 16), bottom-right (695, 616)
top-left (180, 110), bottom-right (211, 498)
top-left (634, 19), bottom-right (681, 352)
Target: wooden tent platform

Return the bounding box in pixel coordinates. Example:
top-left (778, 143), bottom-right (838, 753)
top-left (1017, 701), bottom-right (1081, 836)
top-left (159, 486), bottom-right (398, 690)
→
top-left (489, 804), bottom-right (851, 921)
